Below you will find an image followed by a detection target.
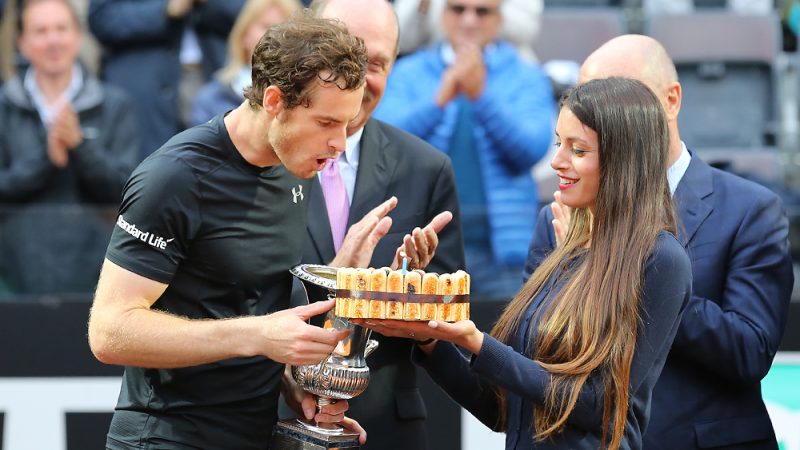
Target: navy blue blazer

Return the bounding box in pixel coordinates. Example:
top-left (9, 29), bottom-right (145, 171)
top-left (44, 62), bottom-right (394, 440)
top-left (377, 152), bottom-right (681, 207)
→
top-left (524, 155), bottom-right (794, 449)
top-left (418, 232), bottom-right (692, 449)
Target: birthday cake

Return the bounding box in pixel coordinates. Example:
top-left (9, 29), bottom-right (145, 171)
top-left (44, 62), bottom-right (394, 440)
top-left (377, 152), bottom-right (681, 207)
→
top-left (334, 268), bottom-right (470, 322)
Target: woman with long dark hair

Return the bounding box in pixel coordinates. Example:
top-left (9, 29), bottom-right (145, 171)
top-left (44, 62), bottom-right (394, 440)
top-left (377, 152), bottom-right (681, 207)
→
top-left (358, 77), bottom-right (692, 449)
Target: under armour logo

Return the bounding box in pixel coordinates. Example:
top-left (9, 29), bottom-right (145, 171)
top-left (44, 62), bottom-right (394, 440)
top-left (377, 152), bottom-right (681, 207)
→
top-left (292, 185), bottom-right (304, 203)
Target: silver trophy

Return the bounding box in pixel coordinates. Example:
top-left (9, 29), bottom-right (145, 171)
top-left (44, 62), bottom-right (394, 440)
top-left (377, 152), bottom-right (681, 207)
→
top-left (272, 264), bottom-right (378, 450)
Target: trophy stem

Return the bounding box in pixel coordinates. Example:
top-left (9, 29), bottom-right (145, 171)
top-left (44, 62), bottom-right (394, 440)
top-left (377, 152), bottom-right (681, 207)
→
top-left (317, 397), bottom-right (335, 410)
top-left (295, 397), bottom-right (346, 435)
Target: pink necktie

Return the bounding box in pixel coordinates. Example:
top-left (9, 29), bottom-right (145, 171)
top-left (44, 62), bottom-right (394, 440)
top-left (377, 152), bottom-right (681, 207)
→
top-left (320, 157), bottom-right (350, 252)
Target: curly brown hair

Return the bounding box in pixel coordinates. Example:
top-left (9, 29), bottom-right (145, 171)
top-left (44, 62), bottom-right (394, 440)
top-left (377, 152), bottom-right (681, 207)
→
top-left (243, 9), bottom-right (367, 110)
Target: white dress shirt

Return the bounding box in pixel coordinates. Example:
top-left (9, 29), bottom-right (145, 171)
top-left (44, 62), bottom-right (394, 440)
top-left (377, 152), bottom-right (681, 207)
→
top-left (667, 142), bottom-right (692, 195)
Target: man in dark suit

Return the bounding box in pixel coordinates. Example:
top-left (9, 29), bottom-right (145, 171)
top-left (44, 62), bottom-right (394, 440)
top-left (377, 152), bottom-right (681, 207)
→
top-left (289, 0), bottom-right (465, 449)
top-left (524, 35), bottom-right (794, 450)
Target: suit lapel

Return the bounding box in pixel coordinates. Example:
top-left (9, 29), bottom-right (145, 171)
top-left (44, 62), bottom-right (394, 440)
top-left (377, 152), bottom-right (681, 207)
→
top-left (306, 177), bottom-right (337, 263)
top-left (348, 119), bottom-right (398, 226)
top-left (673, 155), bottom-right (714, 247)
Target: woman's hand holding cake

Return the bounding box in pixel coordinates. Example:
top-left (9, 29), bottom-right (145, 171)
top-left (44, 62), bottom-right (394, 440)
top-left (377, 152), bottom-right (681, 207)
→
top-left (353, 318), bottom-right (485, 356)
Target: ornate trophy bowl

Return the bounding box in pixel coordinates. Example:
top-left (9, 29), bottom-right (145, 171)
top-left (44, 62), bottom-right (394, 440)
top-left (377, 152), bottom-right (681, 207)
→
top-left (272, 264), bottom-right (377, 450)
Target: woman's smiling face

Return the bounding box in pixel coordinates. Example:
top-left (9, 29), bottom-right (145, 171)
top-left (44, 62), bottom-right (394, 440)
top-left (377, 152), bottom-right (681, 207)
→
top-left (550, 107), bottom-right (601, 213)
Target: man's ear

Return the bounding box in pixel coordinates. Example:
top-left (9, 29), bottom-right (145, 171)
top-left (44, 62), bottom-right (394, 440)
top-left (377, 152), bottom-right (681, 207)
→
top-left (664, 81), bottom-right (682, 122)
top-left (262, 86), bottom-right (284, 117)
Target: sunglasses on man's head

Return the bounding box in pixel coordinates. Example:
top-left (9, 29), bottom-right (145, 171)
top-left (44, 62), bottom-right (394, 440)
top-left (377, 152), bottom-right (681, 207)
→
top-left (446, 3), bottom-right (498, 17)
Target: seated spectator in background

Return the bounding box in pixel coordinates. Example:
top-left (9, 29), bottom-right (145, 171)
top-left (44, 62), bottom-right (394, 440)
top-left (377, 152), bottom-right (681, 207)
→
top-left (0, 0), bottom-right (139, 296)
top-left (393, 0), bottom-right (542, 61)
top-left (0, 0), bottom-right (139, 211)
top-left (88, 0), bottom-right (244, 159)
top-left (374, 0), bottom-right (554, 299)
top-left (191, 0), bottom-right (300, 126)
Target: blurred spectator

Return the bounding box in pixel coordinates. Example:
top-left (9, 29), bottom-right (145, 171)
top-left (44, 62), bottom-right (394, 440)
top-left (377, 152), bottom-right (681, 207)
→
top-left (191, 0), bottom-right (300, 126)
top-left (88, 0), bottom-right (244, 158)
top-left (2, 0), bottom-right (103, 82)
top-left (0, 0), bottom-right (139, 295)
top-left (374, 0), bottom-right (554, 299)
top-left (0, 0), bottom-right (138, 206)
top-left (393, 0), bottom-right (542, 61)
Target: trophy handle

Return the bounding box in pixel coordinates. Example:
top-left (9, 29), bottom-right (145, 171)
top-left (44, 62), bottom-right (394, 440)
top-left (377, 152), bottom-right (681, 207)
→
top-left (365, 339), bottom-right (378, 358)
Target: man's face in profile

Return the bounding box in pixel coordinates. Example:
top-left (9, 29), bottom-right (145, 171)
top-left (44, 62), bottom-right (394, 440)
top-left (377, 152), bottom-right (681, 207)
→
top-left (269, 80), bottom-right (365, 179)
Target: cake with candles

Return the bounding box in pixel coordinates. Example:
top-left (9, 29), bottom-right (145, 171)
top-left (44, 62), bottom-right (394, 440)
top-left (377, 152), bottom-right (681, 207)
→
top-left (334, 266), bottom-right (470, 322)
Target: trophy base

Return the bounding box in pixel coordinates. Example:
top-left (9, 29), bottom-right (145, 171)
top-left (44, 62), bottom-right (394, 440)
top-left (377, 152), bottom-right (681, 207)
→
top-left (272, 419), bottom-right (360, 449)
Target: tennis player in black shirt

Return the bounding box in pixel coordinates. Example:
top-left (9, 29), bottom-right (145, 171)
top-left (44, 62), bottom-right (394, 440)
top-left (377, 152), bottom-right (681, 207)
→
top-left (88, 12), bottom-right (384, 449)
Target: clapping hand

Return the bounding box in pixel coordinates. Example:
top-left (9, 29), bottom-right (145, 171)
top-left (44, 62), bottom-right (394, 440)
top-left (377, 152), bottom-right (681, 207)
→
top-left (330, 197), bottom-right (398, 269)
top-left (47, 101), bottom-right (83, 168)
top-left (390, 211), bottom-right (453, 271)
top-left (550, 191), bottom-right (571, 247)
top-left (435, 44), bottom-right (486, 106)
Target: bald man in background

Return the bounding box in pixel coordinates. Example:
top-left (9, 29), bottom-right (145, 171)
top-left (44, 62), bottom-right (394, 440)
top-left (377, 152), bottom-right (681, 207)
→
top-left (288, 0), bottom-right (464, 448)
top-left (524, 35), bottom-right (793, 450)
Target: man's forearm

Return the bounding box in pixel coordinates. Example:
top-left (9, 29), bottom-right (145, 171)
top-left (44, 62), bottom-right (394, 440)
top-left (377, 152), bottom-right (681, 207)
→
top-left (89, 305), bottom-right (257, 369)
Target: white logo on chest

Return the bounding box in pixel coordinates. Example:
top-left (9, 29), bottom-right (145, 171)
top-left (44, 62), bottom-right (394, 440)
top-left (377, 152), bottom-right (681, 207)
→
top-left (292, 185), bottom-right (304, 204)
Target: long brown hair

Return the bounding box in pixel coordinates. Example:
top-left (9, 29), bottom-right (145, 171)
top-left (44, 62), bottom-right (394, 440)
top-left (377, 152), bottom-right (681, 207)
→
top-left (490, 77), bottom-right (675, 449)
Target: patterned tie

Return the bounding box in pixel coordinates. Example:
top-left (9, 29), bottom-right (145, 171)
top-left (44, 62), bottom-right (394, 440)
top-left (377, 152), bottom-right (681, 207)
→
top-left (320, 156), bottom-right (350, 252)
